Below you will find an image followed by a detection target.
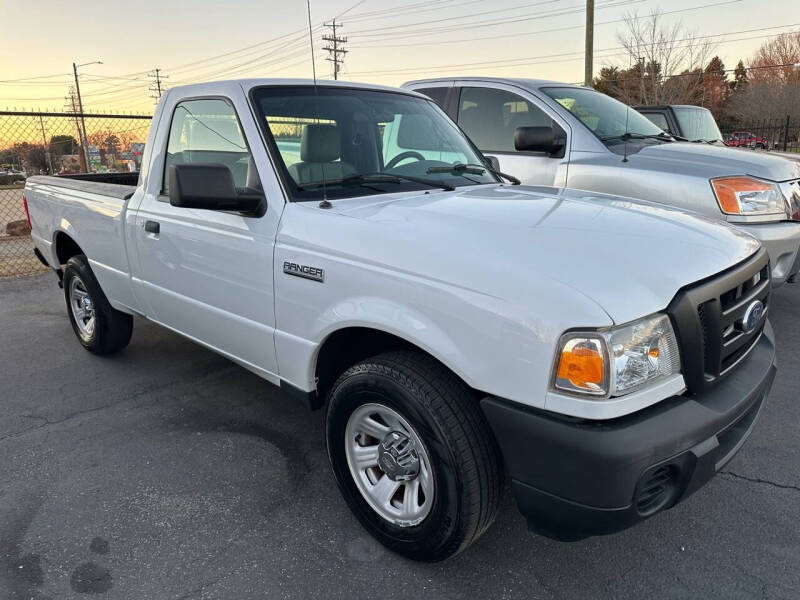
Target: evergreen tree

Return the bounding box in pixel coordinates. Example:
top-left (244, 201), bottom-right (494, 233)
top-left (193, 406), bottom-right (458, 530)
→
top-left (733, 60), bottom-right (748, 90)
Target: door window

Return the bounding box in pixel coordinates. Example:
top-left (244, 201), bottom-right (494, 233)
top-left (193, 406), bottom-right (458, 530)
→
top-left (163, 98), bottom-right (253, 193)
top-left (457, 87), bottom-right (555, 152)
top-left (416, 87), bottom-right (449, 109)
top-left (641, 112), bottom-right (672, 133)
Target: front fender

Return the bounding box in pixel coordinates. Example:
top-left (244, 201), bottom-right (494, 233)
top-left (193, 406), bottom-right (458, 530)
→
top-left (315, 296), bottom-right (475, 387)
top-left (274, 277), bottom-right (612, 410)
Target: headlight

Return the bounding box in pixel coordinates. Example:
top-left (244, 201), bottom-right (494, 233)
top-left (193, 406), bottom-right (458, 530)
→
top-left (711, 176), bottom-right (788, 217)
top-left (553, 314), bottom-right (680, 398)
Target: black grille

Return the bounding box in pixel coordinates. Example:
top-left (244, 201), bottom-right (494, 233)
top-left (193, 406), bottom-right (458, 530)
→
top-left (668, 249), bottom-right (770, 395)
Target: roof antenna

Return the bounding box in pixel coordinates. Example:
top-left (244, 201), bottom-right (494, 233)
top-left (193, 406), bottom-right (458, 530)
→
top-left (622, 104), bottom-right (630, 163)
top-left (306, 0), bottom-right (332, 209)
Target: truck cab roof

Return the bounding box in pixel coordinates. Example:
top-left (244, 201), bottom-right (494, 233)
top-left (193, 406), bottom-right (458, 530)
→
top-left (163, 78), bottom-right (429, 100)
top-left (404, 76), bottom-right (583, 91)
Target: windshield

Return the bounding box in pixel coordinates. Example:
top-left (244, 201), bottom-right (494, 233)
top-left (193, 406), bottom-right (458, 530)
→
top-left (252, 86), bottom-right (497, 201)
top-left (541, 87), bottom-right (665, 141)
top-left (673, 107), bottom-right (723, 142)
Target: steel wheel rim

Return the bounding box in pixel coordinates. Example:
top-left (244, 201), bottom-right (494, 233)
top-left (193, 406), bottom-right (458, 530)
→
top-left (345, 403), bottom-right (434, 527)
top-left (69, 276), bottom-right (95, 342)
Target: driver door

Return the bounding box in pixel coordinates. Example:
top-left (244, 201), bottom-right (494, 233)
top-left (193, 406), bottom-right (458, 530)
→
top-left (130, 96), bottom-right (280, 377)
top-left (452, 82), bottom-right (570, 187)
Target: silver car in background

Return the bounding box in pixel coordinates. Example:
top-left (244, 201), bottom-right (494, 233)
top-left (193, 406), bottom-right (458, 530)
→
top-left (404, 77), bottom-right (800, 286)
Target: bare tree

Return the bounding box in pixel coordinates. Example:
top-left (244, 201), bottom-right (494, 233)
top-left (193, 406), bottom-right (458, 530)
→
top-left (748, 31), bottom-right (800, 85)
top-left (602, 9), bottom-right (716, 105)
top-left (728, 31), bottom-right (800, 123)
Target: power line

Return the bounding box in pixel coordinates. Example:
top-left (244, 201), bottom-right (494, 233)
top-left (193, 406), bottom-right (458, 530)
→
top-left (334, 0), bottom-right (368, 19)
top-left (343, 0), bottom-right (482, 23)
top-left (57, 34), bottom-right (317, 105)
top-left (347, 0), bottom-right (561, 35)
top-left (90, 1), bottom-right (471, 84)
top-left (0, 72), bottom-right (71, 83)
top-left (345, 28), bottom-right (799, 77)
top-left (322, 19), bottom-right (348, 80)
top-left (164, 32), bottom-right (318, 84)
top-left (346, 0), bottom-right (646, 39)
top-left (348, 0), bottom-right (743, 48)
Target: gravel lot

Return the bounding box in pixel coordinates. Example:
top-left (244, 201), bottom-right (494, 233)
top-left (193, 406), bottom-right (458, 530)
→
top-left (1, 274), bottom-right (798, 600)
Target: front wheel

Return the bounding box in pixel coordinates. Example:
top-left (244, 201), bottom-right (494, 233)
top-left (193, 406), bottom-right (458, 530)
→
top-left (325, 351), bottom-right (504, 561)
top-left (63, 254), bottom-right (133, 355)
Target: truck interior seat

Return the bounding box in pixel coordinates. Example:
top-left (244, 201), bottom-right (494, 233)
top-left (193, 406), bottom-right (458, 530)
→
top-left (458, 105), bottom-right (505, 150)
top-left (288, 124), bottom-right (356, 185)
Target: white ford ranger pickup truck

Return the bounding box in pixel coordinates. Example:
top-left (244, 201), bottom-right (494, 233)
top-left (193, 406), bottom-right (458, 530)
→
top-left (23, 79), bottom-right (777, 561)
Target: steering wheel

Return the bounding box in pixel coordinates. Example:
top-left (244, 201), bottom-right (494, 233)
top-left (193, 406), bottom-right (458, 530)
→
top-left (385, 151), bottom-right (426, 169)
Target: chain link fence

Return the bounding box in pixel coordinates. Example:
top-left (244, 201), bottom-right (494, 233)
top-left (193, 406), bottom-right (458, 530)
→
top-left (721, 115), bottom-right (800, 153)
top-left (0, 110), bottom-right (151, 278)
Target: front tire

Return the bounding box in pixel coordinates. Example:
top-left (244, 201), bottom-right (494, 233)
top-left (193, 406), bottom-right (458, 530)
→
top-left (325, 351), bottom-right (504, 561)
top-left (63, 254), bottom-right (133, 355)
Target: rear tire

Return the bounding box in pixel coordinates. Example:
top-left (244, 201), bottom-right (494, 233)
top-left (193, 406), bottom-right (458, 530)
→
top-left (325, 350), bottom-right (504, 561)
top-left (63, 254), bottom-right (133, 355)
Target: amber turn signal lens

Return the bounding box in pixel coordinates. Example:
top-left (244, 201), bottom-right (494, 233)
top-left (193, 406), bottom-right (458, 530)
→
top-left (557, 342), bottom-right (604, 390)
top-left (711, 177), bottom-right (773, 214)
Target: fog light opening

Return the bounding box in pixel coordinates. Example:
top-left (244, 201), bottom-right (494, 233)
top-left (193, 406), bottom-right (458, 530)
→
top-left (635, 464), bottom-right (678, 516)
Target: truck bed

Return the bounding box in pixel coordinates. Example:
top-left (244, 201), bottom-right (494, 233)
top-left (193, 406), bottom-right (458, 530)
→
top-left (27, 173), bottom-right (138, 200)
top-left (57, 172), bottom-right (141, 186)
top-left (25, 174), bottom-right (140, 312)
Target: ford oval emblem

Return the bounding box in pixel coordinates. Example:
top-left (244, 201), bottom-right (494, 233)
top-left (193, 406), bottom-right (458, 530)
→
top-left (742, 300), bottom-right (765, 333)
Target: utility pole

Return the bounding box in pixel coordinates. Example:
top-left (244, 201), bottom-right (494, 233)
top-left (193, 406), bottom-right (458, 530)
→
top-left (72, 62), bottom-right (90, 171)
top-left (584, 0), bottom-right (594, 87)
top-left (65, 88), bottom-right (87, 172)
top-left (38, 115), bottom-right (54, 174)
top-left (322, 19), bottom-right (348, 80)
top-left (148, 68), bottom-right (168, 102)
top-left (72, 61), bottom-right (101, 171)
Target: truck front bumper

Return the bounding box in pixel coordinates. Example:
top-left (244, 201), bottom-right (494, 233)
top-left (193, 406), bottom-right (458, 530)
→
top-left (737, 221), bottom-right (800, 286)
top-left (480, 324), bottom-right (776, 541)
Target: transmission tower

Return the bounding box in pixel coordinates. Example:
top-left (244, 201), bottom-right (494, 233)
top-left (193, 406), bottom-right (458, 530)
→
top-left (322, 19), bottom-right (348, 80)
top-left (148, 68), bottom-right (168, 102)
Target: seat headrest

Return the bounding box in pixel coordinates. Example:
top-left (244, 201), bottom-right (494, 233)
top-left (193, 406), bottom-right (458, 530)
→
top-left (397, 114), bottom-right (440, 150)
top-left (300, 124), bottom-right (341, 163)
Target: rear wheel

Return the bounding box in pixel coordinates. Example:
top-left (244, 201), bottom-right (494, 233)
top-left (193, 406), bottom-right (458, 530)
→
top-left (63, 254), bottom-right (133, 355)
top-left (325, 351), bottom-right (504, 561)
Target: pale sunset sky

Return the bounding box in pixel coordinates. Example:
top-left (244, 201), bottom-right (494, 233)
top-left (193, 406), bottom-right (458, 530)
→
top-left (1, 0), bottom-right (798, 113)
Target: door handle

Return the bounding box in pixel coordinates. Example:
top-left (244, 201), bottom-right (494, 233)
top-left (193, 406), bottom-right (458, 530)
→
top-left (144, 220), bottom-right (160, 235)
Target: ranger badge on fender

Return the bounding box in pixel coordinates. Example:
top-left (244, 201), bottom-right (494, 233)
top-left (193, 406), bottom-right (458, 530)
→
top-left (283, 261), bottom-right (325, 283)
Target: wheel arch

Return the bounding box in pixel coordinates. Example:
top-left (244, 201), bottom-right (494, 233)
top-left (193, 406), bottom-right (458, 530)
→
top-left (312, 325), bottom-right (479, 408)
top-left (52, 228), bottom-right (85, 266)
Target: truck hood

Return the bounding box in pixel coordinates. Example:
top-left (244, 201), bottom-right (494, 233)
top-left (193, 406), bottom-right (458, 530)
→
top-left (634, 142), bottom-right (800, 182)
top-left (329, 185), bottom-right (760, 324)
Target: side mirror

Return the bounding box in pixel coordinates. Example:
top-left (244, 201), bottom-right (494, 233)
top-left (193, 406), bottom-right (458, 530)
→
top-left (168, 163), bottom-right (265, 215)
top-left (514, 126), bottom-right (566, 156)
top-left (484, 154), bottom-right (501, 171)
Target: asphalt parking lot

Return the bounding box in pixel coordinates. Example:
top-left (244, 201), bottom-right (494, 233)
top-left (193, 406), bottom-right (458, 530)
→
top-left (1, 274), bottom-right (798, 600)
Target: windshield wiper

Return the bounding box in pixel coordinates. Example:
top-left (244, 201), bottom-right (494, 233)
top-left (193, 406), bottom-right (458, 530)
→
top-left (427, 162), bottom-right (521, 185)
top-left (601, 132), bottom-right (678, 142)
top-left (297, 172), bottom-right (455, 192)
